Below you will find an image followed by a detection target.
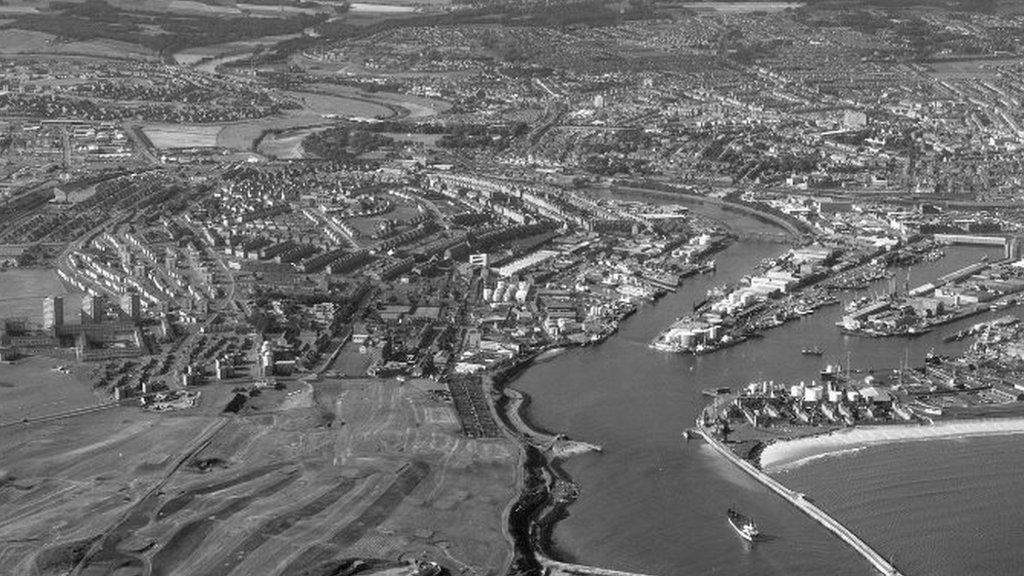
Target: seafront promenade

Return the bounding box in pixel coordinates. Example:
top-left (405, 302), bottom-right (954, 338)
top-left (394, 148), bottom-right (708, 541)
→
top-left (696, 426), bottom-right (903, 576)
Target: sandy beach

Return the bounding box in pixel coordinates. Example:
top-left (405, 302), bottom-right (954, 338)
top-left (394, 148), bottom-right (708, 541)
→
top-left (761, 418), bottom-right (1024, 472)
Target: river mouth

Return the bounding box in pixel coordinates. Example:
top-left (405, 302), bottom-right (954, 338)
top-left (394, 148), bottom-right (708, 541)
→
top-left (508, 190), bottom-right (1003, 576)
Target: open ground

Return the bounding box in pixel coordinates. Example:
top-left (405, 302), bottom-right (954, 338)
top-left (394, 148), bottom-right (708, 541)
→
top-left (0, 268), bottom-right (84, 324)
top-left (216, 90), bottom-right (396, 152)
top-left (0, 356), bottom-right (100, 423)
top-left (0, 29), bottom-right (159, 60)
top-left (679, 2), bottom-right (804, 12)
top-left (0, 374), bottom-right (517, 576)
top-left (142, 125), bottom-right (223, 149)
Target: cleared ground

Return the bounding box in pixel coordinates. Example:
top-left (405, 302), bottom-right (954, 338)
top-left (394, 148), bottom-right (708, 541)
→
top-left (0, 376), bottom-right (517, 576)
top-left (349, 3), bottom-right (418, 13)
top-left (679, 2), bottom-right (804, 12)
top-left (0, 356), bottom-right (101, 423)
top-left (142, 124), bottom-right (223, 149)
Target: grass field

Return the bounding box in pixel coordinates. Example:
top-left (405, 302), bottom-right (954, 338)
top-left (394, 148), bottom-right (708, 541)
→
top-left (924, 58), bottom-right (1015, 79)
top-left (292, 90), bottom-right (395, 119)
top-left (0, 29), bottom-right (159, 59)
top-left (143, 125), bottom-right (223, 149)
top-left (304, 83), bottom-right (450, 120)
top-left (0, 268), bottom-right (84, 324)
top-left (172, 32), bottom-right (302, 66)
top-left (217, 91), bottom-right (393, 152)
top-left (257, 127), bottom-right (320, 159)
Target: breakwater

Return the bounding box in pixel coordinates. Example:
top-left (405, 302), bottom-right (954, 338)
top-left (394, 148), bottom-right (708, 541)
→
top-left (696, 425), bottom-right (903, 576)
top-left (538, 556), bottom-right (661, 576)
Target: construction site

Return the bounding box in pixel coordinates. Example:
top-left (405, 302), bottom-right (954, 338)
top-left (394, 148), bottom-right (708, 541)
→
top-left (0, 372), bottom-right (518, 576)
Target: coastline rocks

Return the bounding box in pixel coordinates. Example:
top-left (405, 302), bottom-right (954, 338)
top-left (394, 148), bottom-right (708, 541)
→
top-left (547, 436), bottom-right (603, 459)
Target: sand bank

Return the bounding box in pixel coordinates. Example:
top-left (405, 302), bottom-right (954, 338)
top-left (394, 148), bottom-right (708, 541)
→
top-left (761, 418), bottom-right (1024, 472)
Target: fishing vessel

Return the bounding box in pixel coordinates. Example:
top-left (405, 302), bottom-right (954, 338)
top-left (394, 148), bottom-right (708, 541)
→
top-left (727, 508), bottom-right (760, 542)
top-left (801, 346), bottom-right (823, 356)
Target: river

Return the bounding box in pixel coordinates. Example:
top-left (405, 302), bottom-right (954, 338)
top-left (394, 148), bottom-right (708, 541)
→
top-left (510, 194), bottom-right (1012, 576)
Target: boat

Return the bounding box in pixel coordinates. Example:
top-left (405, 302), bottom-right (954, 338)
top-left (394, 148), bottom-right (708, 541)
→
top-left (411, 561), bottom-right (442, 576)
top-left (727, 508), bottom-right (760, 542)
top-left (801, 346), bottom-right (823, 356)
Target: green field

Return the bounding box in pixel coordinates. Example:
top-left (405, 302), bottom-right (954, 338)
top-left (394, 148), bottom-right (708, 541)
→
top-left (0, 268), bottom-right (84, 324)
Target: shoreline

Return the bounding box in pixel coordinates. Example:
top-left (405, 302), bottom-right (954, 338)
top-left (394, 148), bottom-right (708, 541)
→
top-left (487, 348), bottom-right (597, 574)
top-left (486, 208), bottom-right (762, 574)
top-left (490, 238), bottom-right (742, 574)
top-left (760, 417), bottom-right (1024, 472)
top-left (487, 198), bottom-right (790, 574)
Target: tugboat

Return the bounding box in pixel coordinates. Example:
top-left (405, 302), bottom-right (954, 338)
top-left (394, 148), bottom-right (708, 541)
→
top-left (727, 508), bottom-right (760, 542)
top-left (801, 346), bottom-right (824, 356)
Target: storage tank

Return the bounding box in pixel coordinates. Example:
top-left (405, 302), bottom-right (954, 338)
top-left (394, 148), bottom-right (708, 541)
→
top-left (804, 386), bottom-right (824, 402)
top-left (673, 330), bottom-right (694, 349)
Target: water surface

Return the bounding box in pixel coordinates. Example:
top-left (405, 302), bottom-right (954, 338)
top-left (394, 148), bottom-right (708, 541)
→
top-left (512, 198), bottom-right (1007, 575)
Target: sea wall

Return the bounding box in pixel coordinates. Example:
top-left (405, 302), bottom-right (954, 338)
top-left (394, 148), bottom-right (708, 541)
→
top-left (697, 426), bottom-right (903, 576)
